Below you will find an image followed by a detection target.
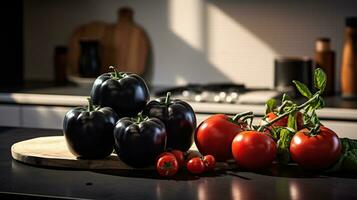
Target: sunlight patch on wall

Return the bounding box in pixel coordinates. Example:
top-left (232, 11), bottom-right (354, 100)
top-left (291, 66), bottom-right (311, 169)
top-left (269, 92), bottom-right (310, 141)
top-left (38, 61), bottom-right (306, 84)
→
top-left (206, 3), bottom-right (278, 88)
top-left (175, 75), bottom-right (188, 85)
top-left (206, 4), bottom-right (277, 87)
top-left (168, 0), bottom-right (203, 51)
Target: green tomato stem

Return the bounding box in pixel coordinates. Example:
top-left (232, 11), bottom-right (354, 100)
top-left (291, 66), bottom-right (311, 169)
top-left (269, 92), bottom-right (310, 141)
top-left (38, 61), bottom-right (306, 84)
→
top-left (232, 111), bottom-right (253, 122)
top-left (277, 100), bottom-right (293, 114)
top-left (241, 114), bottom-right (254, 128)
top-left (258, 92), bottom-right (320, 132)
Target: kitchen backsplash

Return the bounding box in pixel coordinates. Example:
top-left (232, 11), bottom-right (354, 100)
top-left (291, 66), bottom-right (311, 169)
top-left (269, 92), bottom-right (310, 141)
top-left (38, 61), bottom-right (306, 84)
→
top-left (24, 0), bottom-right (357, 88)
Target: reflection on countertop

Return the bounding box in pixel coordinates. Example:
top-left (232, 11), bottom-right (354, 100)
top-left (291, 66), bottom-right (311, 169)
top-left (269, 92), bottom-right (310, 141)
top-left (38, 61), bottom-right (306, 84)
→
top-left (4, 127), bottom-right (357, 200)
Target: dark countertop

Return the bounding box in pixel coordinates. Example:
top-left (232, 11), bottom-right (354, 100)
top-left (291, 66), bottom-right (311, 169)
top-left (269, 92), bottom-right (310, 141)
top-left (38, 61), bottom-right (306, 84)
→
top-left (1, 127), bottom-right (357, 200)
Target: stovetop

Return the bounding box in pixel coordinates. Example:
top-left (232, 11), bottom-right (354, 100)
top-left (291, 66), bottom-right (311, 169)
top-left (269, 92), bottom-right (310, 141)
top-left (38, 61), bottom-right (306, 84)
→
top-left (154, 83), bottom-right (285, 104)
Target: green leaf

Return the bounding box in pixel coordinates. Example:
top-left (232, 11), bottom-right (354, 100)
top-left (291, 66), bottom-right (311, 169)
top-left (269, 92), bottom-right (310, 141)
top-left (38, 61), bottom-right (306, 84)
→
top-left (293, 80), bottom-right (313, 98)
top-left (314, 96), bottom-right (325, 110)
top-left (276, 128), bottom-right (294, 164)
top-left (343, 149), bottom-right (357, 172)
top-left (326, 138), bottom-right (357, 173)
top-left (287, 112), bottom-right (297, 130)
top-left (310, 112), bottom-right (320, 125)
top-left (314, 68), bottom-right (327, 92)
top-left (265, 98), bottom-right (277, 114)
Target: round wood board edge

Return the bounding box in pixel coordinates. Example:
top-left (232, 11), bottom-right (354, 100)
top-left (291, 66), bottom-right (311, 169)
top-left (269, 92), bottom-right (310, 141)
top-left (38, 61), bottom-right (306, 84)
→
top-left (11, 136), bottom-right (150, 170)
top-left (11, 136), bottom-right (233, 171)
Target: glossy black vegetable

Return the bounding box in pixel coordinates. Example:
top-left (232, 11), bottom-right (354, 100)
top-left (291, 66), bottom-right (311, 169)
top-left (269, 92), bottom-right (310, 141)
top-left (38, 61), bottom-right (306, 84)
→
top-left (90, 66), bottom-right (150, 117)
top-left (143, 92), bottom-right (196, 151)
top-left (63, 98), bottom-right (118, 159)
top-left (113, 114), bottom-right (167, 168)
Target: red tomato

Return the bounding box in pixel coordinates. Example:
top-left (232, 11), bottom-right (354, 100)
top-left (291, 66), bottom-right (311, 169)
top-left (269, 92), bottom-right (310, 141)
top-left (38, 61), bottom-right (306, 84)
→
top-left (185, 150), bottom-right (201, 161)
top-left (157, 152), bottom-right (175, 160)
top-left (290, 126), bottom-right (342, 170)
top-left (232, 131), bottom-right (277, 171)
top-left (187, 157), bottom-right (205, 174)
top-left (203, 155), bottom-right (216, 171)
top-left (261, 112), bottom-right (304, 131)
top-left (156, 155), bottom-right (179, 177)
top-left (195, 114), bottom-right (247, 161)
top-left (171, 150), bottom-right (186, 168)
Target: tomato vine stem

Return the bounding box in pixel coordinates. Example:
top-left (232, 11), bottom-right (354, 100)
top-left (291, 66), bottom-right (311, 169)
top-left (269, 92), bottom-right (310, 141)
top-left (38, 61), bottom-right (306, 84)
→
top-left (257, 92), bottom-right (321, 132)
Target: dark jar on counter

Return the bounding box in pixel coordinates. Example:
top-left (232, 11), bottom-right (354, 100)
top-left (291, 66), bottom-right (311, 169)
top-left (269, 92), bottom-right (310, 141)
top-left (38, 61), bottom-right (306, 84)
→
top-left (54, 46), bottom-right (68, 85)
top-left (79, 40), bottom-right (101, 78)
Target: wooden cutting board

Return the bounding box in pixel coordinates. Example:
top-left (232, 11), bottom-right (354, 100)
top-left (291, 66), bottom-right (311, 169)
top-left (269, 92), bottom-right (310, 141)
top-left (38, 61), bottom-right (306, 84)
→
top-left (67, 7), bottom-right (149, 77)
top-left (11, 136), bottom-right (233, 171)
top-left (11, 136), bottom-right (147, 170)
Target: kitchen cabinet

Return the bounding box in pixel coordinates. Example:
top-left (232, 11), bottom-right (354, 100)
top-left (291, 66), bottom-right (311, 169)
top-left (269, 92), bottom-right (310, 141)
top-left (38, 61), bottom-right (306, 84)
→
top-left (0, 104), bottom-right (72, 129)
top-left (0, 105), bottom-right (21, 127)
top-left (21, 105), bottom-right (71, 129)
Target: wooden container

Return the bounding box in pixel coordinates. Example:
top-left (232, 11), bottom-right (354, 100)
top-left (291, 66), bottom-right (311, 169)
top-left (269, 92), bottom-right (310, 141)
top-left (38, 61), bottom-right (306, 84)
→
top-left (341, 17), bottom-right (357, 99)
top-left (314, 38), bottom-right (335, 95)
top-left (67, 7), bottom-right (149, 77)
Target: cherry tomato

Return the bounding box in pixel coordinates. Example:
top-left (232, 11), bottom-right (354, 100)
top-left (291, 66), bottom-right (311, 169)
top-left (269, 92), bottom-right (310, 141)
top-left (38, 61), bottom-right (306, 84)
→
top-left (157, 152), bottom-right (175, 160)
top-left (187, 157), bottom-right (205, 174)
top-left (290, 126), bottom-right (342, 170)
top-left (185, 150), bottom-right (201, 161)
top-left (203, 155), bottom-right (216, 171)
top-left (232, 131), bottom-right (277, 171)
top-left (195, 114), bottom-right (247, 161)
top-left (171, 150), bottom-right (186, 168)
top-left (156, 155), bottom-right (179, 177)
top-left (261, 112), bottom-right (304, 131)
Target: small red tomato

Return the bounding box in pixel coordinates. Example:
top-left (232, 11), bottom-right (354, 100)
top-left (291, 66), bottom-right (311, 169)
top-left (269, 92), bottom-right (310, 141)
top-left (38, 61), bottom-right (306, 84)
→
top-left (157, 152), bottom-right (175, 161)
top-left (261, 112), bottom-right (304, 131)
top-left (203, 155), bottom-right (216, 171)
top-left (290, 126), bottom-right (342, 170)
top-left (171, 150), bottom-right (186, 168)
top-left (232, 131), bottom-right (277, 171)
top-left (156, 155), bottom-right (179, 177)
top-left (187, 157), bottom-right (205, 174)
top-left (185, 150), bottom-right (201, 161)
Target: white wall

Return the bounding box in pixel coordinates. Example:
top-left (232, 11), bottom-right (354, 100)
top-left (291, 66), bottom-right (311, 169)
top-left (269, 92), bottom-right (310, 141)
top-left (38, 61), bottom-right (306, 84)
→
top-left (24, 0), bottom-right (357, 88)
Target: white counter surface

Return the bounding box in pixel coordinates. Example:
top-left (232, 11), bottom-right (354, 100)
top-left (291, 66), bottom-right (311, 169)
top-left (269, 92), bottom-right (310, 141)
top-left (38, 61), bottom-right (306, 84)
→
top-left (1, 92), bottom-right (357, 121)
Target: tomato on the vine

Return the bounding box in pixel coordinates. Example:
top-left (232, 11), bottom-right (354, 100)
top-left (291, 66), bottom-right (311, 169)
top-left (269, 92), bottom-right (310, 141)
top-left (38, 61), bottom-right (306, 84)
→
top-left (290, 126), bottom-right (342, 170)
top-left (156, 155), bottom-right (179, 177)
top-left (203, 155), bottom-right (216, 171)
top-left (261, 112), bottom-right (304, 132)
top-left (195, 114), bottom-right (248, 161)
top-left (232, 131), bottom-right (277, 171)
top-left (187, 157), bottom-right (205, 174)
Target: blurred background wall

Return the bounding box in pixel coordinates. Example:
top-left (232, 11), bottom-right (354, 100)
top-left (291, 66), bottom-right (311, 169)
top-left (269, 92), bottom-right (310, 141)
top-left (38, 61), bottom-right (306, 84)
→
top-left (24, 0), bottom-right (357, 88)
